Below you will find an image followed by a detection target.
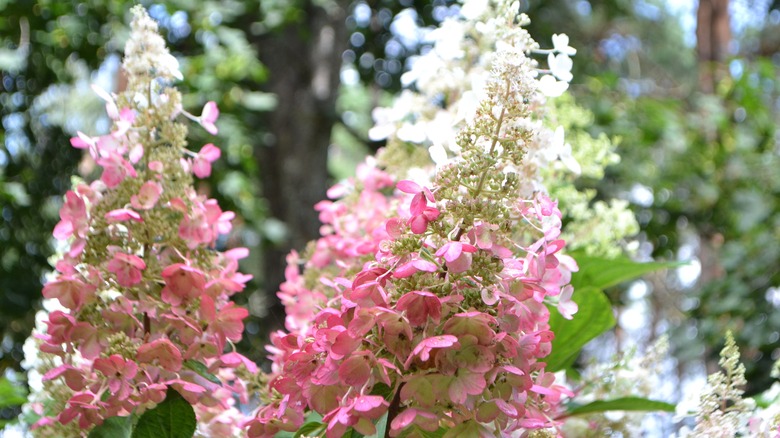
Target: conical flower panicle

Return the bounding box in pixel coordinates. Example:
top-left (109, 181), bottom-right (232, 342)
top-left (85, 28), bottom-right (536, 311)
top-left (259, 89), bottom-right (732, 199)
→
top-left (247, 2), bottom-right (577, 437)
top-left (25, 6), bottom-right (253, 437)
top-left (370, 0), bottom-right (636, 258)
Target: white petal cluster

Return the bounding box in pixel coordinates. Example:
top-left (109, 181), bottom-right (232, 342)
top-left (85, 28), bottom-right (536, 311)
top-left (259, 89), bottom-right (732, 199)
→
top-left (561, 337), bottom-right (670, 436)
top-left (674, 332), bottom-right (780, 438)
top-left (548, 52), bottom-right (573, 82)
top-left (373, 0), bottom-right (554, 180)
top-left (552, 33), bottom-right (577, 56)
top-left (122, 4), bottom-right (183, 86)
top-left (369, 0), bottom-right (639, 257)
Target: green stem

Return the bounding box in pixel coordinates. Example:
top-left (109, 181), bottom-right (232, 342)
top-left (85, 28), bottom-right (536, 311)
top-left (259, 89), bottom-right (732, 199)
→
top-left (470, 77), bottom-right (512, 201)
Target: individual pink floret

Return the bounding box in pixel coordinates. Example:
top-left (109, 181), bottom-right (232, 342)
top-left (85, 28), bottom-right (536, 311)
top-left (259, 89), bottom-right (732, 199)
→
top-left (53, 191), bottom-right (88, 240)
top-left (130, 181), bottom-right (163, 210)
top-left (97, 152), bottom-right (137, 188)
top-left (93, 355), bottom-right (139, 401)
top-left (200, 101), bottom-right (219, 135)
top-left (41, 276), bottom-right (96, 311)
top-left (435, 241), bottom-right (477, 273)
top-left (161, 263), bottom-right (206, 306)
top-left (137, 338), bottom-right (183, 372)
top-left (106, 250), bottom-right (146, 287)
top-left (192, 143), bottom-right (221, 178)
top-left (105, 208), bottom-right (143, 222)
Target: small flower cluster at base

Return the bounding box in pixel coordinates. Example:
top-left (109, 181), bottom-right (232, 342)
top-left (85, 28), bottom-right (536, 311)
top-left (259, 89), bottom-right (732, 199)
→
top-left (675, 332), bottom-right (780, 438)
top-left (23, 6), bottom-right (253, 436)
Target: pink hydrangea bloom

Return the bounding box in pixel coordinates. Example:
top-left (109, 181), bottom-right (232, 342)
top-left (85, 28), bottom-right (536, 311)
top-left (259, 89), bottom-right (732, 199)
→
top-left (247, 157), bottom-right (576, 437)
top-left (97, 152), bottom-right (137, 188)
top-left (70, 131), bottom-right (99, 158)
top-left (106, 249), bottom-right (146, 287)
top-left (105, 208), bottom-right (143, 222)
top-left (53, 191), bottom-right (89, 241)
top-left (137, 338), bottom-right (183, 372)
top-left (397, 180), bottom-right (440, 234)
top-left (192, 143), bottom-right (221, 178)
top-left (93, 355), bottom-right (138, 400)
top-left (161, 263), bottom-right (206, 306)
top-left (29, 9), bottom-right (252, 435)
top-left (59, 392), bottom-right (105, 429)
top-left (200, 101), bottom-right (219, 135)
top-left (41, 276), bottom-right (96, 311)
top-left (130, 181), bottom-right (162, 210)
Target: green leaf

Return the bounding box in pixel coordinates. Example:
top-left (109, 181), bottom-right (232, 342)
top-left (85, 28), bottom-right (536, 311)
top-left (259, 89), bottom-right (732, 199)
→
top-left (566, 397), bottom-right (676, 416)
top-left (183, 360), bottom-right (222, 385)
top-left (362, 412), bottom-right (388, 438)
top-left (275, 412), bottom-right (323, 438)
top-left (546, 287), bottom-right (616, 371)
top-left (570, 253), bottom-right (681, 291)
top-left (0, 377), bottom-right (27, 407)
top-left (241, 91), bottom-right (278, 111)
top-left (132, 387), bottom-right (196, 438)
top-left (88, 415), bottom-right (134, 438)
top-left (369, 383), bottom-right (393, 401)
top-left (375, 412), bottom-right (388, 438)
top-left (543, 254), bottom-right (679, 372)
top-left (293, 421), bottom-right (325, 438)
top-left (344, 429), bottom-right (364, 437)
top-left (415, 427), bottom-right (447, 438)
top-left (3, 182), bottom-right (31, 206)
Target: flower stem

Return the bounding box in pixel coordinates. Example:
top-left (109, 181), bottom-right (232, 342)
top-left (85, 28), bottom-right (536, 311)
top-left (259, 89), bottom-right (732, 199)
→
top-left (471, 77), bottom-right (511, 201)
top-left (384, 382), bottom-right (405, 438)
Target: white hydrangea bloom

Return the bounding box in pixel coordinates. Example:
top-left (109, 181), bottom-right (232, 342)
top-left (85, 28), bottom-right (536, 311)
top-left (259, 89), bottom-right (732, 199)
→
top-left (122, 7), bottom-right (183, 83)
top-left (369, 0), bottom-right (639, 258)
top-left (431, 20), bottom-right (467, 60)
top-left (538, 74), bottom-right (569, 97)
top-left (552, 33), bottom-right (577, 56)
top-left (460, 0), bottom-right (490, 20)
top-left (548, 52), bottom-right (573, 82)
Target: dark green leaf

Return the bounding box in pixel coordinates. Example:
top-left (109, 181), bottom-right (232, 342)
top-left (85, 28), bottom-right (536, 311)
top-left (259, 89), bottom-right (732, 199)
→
top-left (566, 397), bottom-right (676, 416)
top-left (345, 428), bottom-right (364, 437)
top-left (415, 427), bottom-right (447, 438)
top-left (88, 415), bottom-right (134, 438)
top-left (369, 383), bottom-right (393, 401)
top-left (0, 377), bottom-right (27, 407)
top-left (570, 253), bottom-right (681, 291)
top-left (293, 421), bottom-right (325, 438)
top-left (183, 359), bottom-right (222, 385)
top-left (546, 287), bottom-right (616, 371)
top-left (361, 411), bottom-right (388, 438)
top-left (132, 387), bottom-right (196, 438)
top-left (275, 412), bottom-right (323, 438)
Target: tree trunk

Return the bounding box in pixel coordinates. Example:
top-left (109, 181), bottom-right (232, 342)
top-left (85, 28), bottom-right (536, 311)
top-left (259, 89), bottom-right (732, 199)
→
top-left (696, 0), bottom-right (731, 92)
top-left (254, 2), bottom-right (349, 330)
top-left (696, 0), bottom-right (730, 380)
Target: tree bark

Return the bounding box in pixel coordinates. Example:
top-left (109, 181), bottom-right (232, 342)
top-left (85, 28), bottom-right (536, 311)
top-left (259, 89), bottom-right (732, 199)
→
top-left (696, 0), bottom-right (731, 92)
top-left (696, 0), bottom-right (730, 381)
top-left (254, 2), bottom-right (350, 330)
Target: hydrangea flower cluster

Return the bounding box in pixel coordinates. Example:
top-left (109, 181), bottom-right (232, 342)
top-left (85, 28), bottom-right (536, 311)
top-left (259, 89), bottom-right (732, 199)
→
top-left (246, 2), bottom-right (578, 437)
top-left (369, 0), bottom-right (638, 258)
top-left (369, 0), bottom-right (575, 181)
top-left (23, 7), bottom-right (253, 436)
top-left (674, 333), bottom-right (780, 437)
top-left (561, 337), bottom-right (670, 436)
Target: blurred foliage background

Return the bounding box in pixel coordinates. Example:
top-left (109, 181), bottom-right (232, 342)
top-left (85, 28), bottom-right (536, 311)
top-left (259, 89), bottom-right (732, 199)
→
top-left (2, 0), bottom-right (780, 428)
